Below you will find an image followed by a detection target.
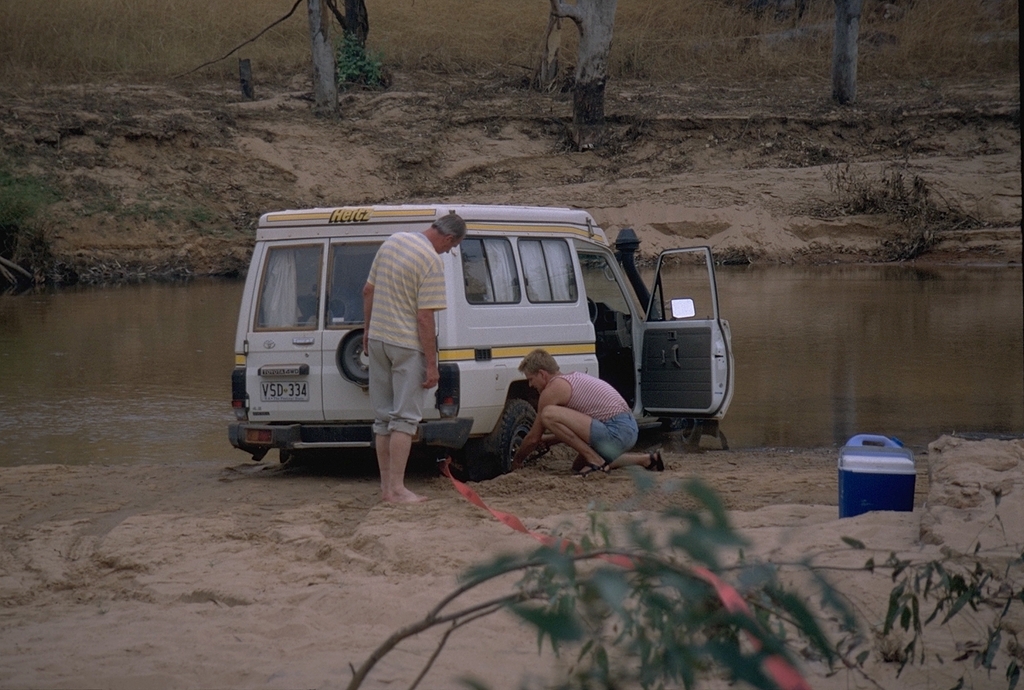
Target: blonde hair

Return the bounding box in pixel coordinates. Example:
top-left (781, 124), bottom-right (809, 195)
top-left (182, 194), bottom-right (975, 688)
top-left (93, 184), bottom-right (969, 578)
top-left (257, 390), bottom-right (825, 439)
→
top-left (518, 348), bottom-right (560, 376)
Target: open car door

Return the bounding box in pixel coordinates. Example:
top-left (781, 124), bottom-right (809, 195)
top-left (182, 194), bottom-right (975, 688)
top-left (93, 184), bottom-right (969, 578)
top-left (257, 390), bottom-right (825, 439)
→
top-left (638, 247), bottom-right (733, 418)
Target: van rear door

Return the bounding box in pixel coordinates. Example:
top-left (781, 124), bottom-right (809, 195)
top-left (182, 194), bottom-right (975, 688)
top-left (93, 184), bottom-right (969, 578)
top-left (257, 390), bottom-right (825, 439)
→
top-left (245, 241), bottom-right (326, 422)
top-left (321, 240), bottom-right (382, 419)
top-left (637, 247), bottom-right (733, 417)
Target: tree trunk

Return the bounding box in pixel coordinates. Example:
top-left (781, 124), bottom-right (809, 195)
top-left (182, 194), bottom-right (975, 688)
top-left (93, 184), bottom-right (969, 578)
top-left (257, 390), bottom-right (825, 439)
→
top-left (831, 0), bottom-right (861, 105)
top-left (552, 0), bottom-right (618, 149)
top-left (533, 13), bottom-right (563, 91)
top-left (307, 0), bottom-right (338, 116)
top-left (345, 0), bottom-right (369, 45)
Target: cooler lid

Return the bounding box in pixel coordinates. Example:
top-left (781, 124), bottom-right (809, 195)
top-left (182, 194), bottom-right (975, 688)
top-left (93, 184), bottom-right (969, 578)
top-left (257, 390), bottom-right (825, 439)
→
top-left (839, 447), bottom-right (915, 474)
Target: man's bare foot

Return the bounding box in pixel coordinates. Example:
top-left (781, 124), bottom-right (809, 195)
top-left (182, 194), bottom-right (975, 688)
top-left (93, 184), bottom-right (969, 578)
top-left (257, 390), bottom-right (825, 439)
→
top-left (383, 488), bottom-right (428, 504)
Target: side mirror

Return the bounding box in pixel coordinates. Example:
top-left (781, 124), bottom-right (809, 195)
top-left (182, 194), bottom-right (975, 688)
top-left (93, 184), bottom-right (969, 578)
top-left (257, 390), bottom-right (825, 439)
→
top-left (671, 298), bottom-right (695, 319)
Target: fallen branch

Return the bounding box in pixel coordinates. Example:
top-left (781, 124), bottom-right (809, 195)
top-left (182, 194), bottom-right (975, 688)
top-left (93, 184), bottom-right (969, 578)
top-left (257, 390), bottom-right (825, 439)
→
top-left (0, 255), bottom-right (32, 282)
top-left (173, 0), bottom-right (304, 79)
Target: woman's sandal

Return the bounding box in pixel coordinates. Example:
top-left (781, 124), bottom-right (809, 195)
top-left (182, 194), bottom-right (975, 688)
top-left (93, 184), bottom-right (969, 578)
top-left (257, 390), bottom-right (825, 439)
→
top-left (575, 458), bottom-right (612, 477)
top-left (646, 451), bottom-right (665, 472)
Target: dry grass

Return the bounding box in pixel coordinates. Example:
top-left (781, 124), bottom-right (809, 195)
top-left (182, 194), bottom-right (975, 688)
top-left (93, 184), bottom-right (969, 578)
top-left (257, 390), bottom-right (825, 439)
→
top-left (0, 0), bottom-right (1018, 85)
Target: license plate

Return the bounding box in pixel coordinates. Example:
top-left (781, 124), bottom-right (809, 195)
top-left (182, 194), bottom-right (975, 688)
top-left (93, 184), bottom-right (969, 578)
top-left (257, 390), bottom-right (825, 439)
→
top-left (261, 381), bottom-right (309, 402)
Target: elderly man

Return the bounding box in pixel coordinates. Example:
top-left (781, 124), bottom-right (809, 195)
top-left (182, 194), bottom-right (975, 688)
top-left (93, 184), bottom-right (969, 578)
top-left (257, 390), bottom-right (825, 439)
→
top-left (362, 213), bottom-right (467, 502)
top-left (510, 348), bottom-right (663, 476)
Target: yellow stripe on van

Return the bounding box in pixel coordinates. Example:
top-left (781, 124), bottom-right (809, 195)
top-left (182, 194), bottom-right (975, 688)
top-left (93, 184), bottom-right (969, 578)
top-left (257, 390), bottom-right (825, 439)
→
top-left (265, 208), bottom-right (437, 223)
top-left (466, 223), bottom-right (606, 243)
top-left (438, 343), bottom-right (595, 362)
top-left (372, 209), bottom-right (437, 218)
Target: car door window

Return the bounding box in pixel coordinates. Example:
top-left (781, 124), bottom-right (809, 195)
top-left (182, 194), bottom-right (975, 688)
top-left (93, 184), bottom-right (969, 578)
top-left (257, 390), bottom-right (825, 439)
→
top-left (520, 238), bottom-right (577, 303)
top-left (647, 250), bottom-right (717, 322)
top-left (255, 244), bottom-right (323, 330)
top-left (460, 237), bottom-right (521, 304)
top-left (326, 242), bottom-right (381, 326)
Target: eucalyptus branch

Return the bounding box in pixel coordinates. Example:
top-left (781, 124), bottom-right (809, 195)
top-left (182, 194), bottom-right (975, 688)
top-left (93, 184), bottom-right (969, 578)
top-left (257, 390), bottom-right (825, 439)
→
top-left (407, 604), bottom-right (505, 690)
top-left (346, 589), bottom-right (543, 690)
top-left (428, 554), bottom-right (557, 618)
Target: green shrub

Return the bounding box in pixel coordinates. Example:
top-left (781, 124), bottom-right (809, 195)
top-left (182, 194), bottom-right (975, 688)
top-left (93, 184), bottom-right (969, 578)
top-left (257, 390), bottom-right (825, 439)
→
top-left (335, 32), bottom-right (386, 90)
top-left (0, 168), bottom-right (58, 230)
top-left (348, 473), bottom-right (1023, 690)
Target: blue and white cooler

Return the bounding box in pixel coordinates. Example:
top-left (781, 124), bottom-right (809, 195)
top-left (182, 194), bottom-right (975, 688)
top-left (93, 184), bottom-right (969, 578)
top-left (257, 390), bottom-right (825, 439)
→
top-left (838, 434), bottom-right (916, 518)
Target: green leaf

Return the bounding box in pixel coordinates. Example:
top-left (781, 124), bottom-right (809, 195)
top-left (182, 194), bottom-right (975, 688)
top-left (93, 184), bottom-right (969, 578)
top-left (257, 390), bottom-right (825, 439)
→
top-left (982, 629), bottom-right (1001, 670)
top-left (461, 553), bottom-right (528, 583)
top-left (458, 677), bottom-right (491, 690)
top-left (668, 531), bottom-right (721, 569)
top-left (704, 640), bottom-right (777, 689)
top-left (509, 602), bottom-right (583, 644)
top-left (842, 536), bottom-right (866, 549)
top-left (684, 478), bottom-right (733, 530)
top-left (589, 568), bottom-right (631, 613)
top-left (1007, 660), bottom-right (1020, 690)
top-left (884, 583), bottom-right (905, 634)
top-left (772, 589), bottom-right (837, 663)
top-left (810, 569), bottom-right (858, 633)
top-left (942, 588), bottom-right (975, 624)
top-left (594, 643), bottom-right (610, 679)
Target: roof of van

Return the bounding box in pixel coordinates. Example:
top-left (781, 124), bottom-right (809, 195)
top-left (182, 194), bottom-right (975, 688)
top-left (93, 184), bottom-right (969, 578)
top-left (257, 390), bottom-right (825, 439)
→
top-left (256, 204), bottom-right (608, 244)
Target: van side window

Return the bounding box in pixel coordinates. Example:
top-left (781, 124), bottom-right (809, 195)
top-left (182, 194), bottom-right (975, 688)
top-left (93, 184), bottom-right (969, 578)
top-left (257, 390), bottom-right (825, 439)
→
top-left (255, 245), bottom-right (323, 330)
top-left (460, 237), bottom-right (521, 304)
top-left (519, 238), bottom-right (578, 303)
top-left (327, 242), bottom-right (381, 326)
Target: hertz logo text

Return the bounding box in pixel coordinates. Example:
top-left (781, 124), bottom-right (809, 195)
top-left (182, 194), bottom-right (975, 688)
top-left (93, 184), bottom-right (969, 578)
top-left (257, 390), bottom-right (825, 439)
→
top-left (329, 208), bottom-right (372, 223)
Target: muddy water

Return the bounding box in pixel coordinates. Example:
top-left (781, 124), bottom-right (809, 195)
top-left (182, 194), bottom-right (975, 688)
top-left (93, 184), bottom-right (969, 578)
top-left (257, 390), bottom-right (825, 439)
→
top-left (715, 265), bottom-right (1023, 451)
top-left (0, 266), bottom-right (1021, 467)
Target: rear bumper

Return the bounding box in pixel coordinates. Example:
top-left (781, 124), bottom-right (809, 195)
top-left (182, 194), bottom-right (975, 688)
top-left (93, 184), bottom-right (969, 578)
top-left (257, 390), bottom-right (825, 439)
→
top-left (229, 418), bottom-right (474, 459)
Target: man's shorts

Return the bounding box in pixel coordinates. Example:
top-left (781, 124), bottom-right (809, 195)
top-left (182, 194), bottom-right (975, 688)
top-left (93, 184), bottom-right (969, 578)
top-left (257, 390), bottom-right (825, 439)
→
top-left (590, 412), bottom-right (639, 463)
top-left (368, 339), bottom-right (427, 437)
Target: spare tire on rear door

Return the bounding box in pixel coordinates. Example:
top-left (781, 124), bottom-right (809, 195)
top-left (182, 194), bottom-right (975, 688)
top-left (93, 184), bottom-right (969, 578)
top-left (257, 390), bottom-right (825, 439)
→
top-left (337, 329), bottom-right (370, 387)
top-left (455, 399), bottom-right (536, 482)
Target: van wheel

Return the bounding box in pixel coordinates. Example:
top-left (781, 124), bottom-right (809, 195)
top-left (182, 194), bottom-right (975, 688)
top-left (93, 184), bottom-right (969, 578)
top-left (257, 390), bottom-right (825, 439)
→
top-left (461, 399), bottom-right (536, 482)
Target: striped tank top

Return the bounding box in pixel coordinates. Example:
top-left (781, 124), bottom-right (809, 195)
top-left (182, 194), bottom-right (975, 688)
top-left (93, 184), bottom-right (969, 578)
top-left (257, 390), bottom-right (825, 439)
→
top-left (559, 371), bottom-right (630, 422)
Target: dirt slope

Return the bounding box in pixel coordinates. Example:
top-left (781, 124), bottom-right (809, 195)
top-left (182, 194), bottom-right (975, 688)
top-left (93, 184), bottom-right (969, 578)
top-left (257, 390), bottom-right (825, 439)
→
top-left (0, 72), bottom-right (1020, 283)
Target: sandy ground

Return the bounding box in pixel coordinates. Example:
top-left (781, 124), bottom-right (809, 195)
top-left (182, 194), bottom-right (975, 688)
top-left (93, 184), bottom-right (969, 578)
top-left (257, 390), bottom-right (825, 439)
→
top-left (1, 436), bottom-right (1022, 689)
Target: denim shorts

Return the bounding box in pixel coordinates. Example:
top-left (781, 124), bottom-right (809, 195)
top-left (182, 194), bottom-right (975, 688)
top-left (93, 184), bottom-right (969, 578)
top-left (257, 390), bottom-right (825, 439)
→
top-left (589, 412), bottom-right (639, 463)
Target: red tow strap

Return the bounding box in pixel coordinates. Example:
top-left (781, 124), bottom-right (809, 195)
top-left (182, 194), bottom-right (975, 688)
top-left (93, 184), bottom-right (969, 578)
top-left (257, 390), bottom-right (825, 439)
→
top-left (439, 459), bottom-right (812, 690)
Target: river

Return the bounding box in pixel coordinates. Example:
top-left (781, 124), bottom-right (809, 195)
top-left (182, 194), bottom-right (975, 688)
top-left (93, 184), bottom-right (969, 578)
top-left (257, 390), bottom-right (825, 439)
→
top-left (0, 265), bottom-right (1020, 466)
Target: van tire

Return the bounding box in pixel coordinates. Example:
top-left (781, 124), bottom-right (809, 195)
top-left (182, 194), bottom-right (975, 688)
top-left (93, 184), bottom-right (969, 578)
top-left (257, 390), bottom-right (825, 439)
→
top-left (338, 329), bottom-right (370, 387)
top-left (462, 399), bottom-right (536, 482)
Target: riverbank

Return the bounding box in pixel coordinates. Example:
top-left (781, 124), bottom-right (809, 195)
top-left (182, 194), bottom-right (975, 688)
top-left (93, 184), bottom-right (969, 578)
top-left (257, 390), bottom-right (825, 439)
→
top-left (0, 436), bottom-right (1021, 688)
top-left (0, 72), bottom-right (1019, 286)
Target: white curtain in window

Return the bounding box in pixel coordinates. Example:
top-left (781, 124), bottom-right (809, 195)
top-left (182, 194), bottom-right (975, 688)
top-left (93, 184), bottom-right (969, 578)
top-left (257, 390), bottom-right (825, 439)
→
top-left (543, 240), bottom-right (575, 301)
top-left (484, 240), bottom-right (518, 303)
top-left (520, 240), bottom-right (552, 302)
top-left (260, 249), bottom-right (299, 328)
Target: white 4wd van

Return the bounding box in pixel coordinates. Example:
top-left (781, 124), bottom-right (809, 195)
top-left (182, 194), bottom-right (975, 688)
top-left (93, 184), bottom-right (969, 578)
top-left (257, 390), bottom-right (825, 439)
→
top-left (229, 204), bottom-right (734, 480)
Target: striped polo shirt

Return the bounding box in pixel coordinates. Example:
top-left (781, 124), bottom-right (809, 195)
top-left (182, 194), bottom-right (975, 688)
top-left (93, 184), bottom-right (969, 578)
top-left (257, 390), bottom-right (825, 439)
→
top-left (366, 231), bottom-right (447, 351)
top-left (559, 371), bottom-right (630, 422)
